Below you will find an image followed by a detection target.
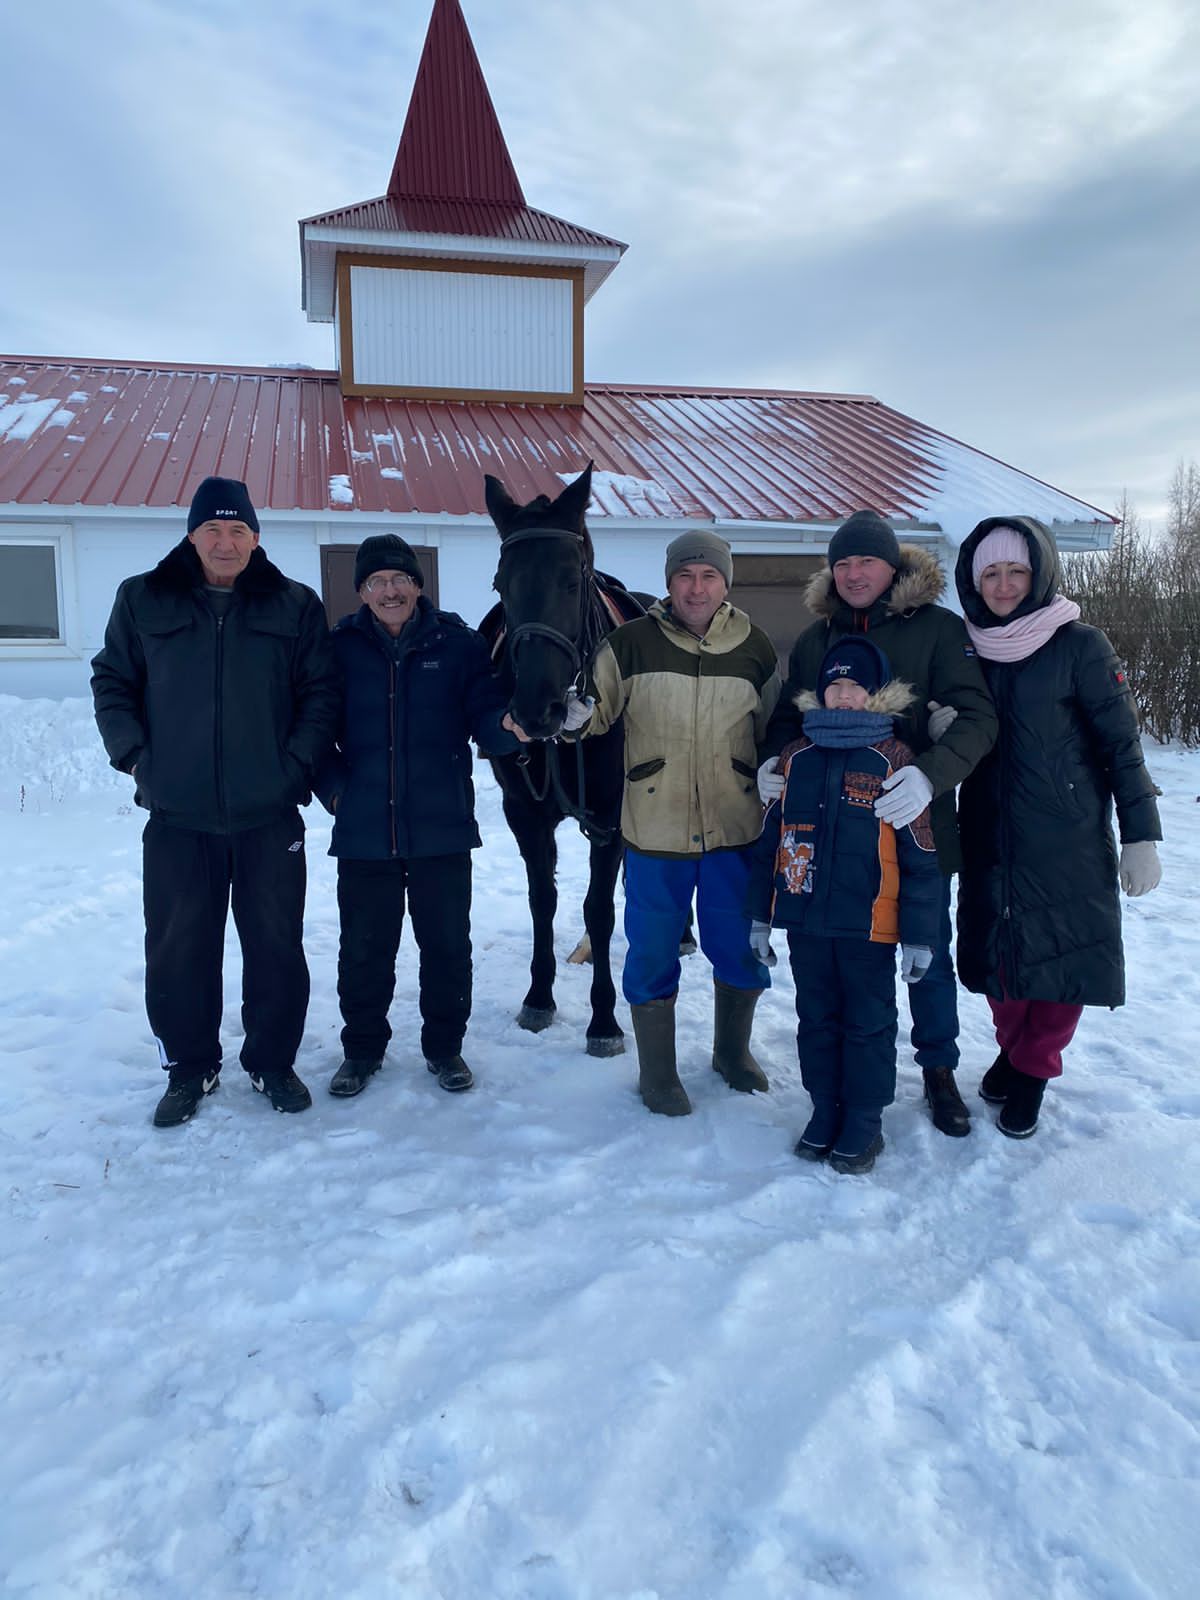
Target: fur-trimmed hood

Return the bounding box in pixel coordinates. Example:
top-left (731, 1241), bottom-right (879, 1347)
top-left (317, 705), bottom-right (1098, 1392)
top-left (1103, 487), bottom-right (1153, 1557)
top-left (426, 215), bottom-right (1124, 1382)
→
top-left (804, 543), bottom-right (945, 621)
top-left (793, 679), bottom-right (917, 717)
top-left (144, 537), bottom-right (288, 596)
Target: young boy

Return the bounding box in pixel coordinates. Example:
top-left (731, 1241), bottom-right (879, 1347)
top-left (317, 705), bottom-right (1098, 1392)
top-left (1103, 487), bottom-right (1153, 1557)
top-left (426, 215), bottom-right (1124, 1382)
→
top-left (749, 638), bottom-right (942, 1173)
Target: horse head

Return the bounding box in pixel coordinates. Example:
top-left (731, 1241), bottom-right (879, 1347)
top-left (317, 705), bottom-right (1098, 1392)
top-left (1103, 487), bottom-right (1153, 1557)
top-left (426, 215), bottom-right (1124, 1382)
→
top-left (486, 463), bottom-right (596, 740)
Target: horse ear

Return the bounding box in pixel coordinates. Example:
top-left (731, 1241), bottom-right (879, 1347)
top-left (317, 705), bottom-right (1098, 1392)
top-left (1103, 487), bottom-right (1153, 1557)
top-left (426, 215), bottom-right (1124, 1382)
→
top-left (484, 473), bottom-right (518, 533)
top-left (552, 462), bottom-right (594, 529)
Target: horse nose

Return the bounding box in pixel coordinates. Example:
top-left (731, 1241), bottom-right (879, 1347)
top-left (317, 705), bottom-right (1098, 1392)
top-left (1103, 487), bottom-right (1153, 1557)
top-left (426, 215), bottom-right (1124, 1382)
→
top-left (547, 699), bottom-right (566, 727)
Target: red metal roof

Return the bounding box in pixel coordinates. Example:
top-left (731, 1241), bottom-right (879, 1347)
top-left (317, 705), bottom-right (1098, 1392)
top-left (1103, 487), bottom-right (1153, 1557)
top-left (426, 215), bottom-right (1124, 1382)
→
top-left (301, 194), bottom-right (623, 251)
top-left (389, 0), bottom-right (524, 205)
top-left (0, 356), bottom-right (1112, 532)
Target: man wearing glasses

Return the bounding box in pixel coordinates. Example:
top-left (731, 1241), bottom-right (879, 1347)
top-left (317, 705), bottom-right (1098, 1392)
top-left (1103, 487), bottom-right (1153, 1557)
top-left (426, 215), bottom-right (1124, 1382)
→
top-left (314, 535), bottom-right (518, 1098)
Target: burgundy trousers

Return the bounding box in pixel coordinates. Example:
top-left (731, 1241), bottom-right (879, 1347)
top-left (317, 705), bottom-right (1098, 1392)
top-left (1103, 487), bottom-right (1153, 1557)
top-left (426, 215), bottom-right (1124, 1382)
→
top-left (988, 993), bottom-right (1083, 1080)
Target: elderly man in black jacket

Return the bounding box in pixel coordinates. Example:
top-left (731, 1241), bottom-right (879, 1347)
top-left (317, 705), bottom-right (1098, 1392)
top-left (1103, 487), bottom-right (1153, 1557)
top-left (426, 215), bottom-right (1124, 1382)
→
top-left (92, 477), bottom-right (340, 1127)
top-left (315, 535), bottom-right (519, 1098)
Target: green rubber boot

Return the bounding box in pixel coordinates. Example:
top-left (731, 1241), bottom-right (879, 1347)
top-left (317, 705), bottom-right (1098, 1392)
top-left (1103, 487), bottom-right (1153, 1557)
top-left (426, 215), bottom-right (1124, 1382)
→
top-left (631, 995), bottom-right (692, 1117)
top-left (712, 978), bottom-right (769, 1093)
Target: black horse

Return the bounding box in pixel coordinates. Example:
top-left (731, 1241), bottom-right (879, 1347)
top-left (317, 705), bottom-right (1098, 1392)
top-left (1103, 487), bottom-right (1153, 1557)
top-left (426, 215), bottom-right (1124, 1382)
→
top-left (480, 464), bottom-right (643, 1057)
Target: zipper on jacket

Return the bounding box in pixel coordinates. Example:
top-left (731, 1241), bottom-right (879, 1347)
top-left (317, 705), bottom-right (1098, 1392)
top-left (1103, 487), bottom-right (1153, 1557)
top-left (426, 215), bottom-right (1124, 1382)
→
top-left (388, 659), bottom-right (398, 857)
top-left (214, 612), bottom-right (227, 829)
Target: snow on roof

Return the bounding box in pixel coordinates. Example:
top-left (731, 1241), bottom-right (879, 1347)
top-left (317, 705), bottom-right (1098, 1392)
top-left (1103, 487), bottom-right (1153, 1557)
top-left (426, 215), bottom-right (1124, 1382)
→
top-left (0, 356), bottom-right (1112, 537)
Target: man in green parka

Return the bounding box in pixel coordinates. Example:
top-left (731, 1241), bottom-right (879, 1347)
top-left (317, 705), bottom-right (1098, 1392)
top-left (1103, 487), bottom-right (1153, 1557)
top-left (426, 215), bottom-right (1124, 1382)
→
top-left (759, 509), bottom-right (997, 1138)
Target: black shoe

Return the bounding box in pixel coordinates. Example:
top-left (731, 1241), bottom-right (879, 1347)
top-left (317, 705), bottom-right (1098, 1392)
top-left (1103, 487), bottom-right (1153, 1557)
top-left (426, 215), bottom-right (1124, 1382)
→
top-left (329, 1057), bottom-right (382, 1098)
top-left (426, 1055), bottom-right (474, 1093)
top-left (251, 1069), bottom-right (313, 1113)
top-left (997, 1072), bottom-right (1046, 1139)
top-left (829, 1133), bottom-right (885, 1175)
top-left (979, 1050), bottom-right (1020, 1104)
top-left (923, 1066), bottom-right (971, 1137)
top-left (794, 1102), bottom-right (840, 1162)
top-left (153, 1071), bottom-right (219, 1128)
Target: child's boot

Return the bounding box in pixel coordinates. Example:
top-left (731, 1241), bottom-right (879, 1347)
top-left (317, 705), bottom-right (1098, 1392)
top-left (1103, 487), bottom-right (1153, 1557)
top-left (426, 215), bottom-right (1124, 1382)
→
top-left (829, 1107), bottom-right (885, 1175)
top-left (795, 1100), bottom-right (841, 1162)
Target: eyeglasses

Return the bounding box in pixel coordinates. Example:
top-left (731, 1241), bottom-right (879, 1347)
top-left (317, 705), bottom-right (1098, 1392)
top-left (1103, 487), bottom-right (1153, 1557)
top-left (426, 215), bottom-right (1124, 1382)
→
top-left (363, 573), bottom-right (416, 595)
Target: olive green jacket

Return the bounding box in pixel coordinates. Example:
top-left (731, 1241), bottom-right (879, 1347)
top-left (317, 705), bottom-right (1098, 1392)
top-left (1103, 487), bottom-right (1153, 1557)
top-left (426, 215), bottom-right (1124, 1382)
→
top-left (587, 599), bottom-right (781, 858)
top-left (761, 545), bottom-right (997, 873)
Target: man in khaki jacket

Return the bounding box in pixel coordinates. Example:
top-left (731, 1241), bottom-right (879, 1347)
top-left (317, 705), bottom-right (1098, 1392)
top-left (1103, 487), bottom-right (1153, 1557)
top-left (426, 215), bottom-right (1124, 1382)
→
top-left (575, 531), bottom-right (781, 1116)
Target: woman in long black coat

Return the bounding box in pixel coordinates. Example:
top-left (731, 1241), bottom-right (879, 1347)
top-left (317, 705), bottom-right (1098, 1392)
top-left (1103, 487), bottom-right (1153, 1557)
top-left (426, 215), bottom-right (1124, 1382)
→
top-left (952, 517), bottom-right (1162, 1138)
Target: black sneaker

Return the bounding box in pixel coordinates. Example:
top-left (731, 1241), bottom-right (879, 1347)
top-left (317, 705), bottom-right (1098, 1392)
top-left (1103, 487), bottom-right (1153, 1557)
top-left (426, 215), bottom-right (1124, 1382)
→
top-left (997, 1072), bottom-right (1046, 1139)
top-left (329, 1057), bottom-right (382, 1098)
top-left (426, 1055), bottom-right (474, 1093)
top-left (923, 1066), bottom-right (971, 1137)
top-left (251, 1069), bottom-right (313, 1113)
top-left (979, 1050), bottom-right (1020, 1104)
top-left (153, 1071), bottom-right (219, 1128)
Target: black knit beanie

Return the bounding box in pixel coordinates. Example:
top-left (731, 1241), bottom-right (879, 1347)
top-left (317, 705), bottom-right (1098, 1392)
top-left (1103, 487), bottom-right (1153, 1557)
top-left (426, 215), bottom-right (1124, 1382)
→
top-left (354, 534), bottom-right (424, 590)
top-left (187, 476), bottom-right (259, 534)
top-left (827, 509), bottom-right (901, 570)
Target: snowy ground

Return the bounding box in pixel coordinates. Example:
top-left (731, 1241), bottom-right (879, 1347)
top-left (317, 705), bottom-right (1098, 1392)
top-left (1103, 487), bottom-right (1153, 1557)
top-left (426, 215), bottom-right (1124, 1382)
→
top-left (1, 696), bottom-right (1198, 1600)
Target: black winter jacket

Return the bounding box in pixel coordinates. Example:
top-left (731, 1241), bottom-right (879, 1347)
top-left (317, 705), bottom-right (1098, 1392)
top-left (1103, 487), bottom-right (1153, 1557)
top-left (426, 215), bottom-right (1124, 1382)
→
top-left (760, 546), bottom-right (997, 874)
top-left (91, 540), bottom-right (339, 834)
top-left (954, 517), bottom-right (1162, 1008)
top-left (315, 598), bottom-right (517, 860)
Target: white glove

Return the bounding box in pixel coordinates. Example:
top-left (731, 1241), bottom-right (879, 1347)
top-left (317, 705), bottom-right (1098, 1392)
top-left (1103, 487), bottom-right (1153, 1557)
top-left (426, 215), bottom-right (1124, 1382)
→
top-left (561, 691), bottom-right (594, 733)
top-left (875, 765), bottom-right (934, 827)
top-left (1119, 840), bottom-right (1161, 897)
top-left (900, 945), bottom-right (933, 984)
top-left (926, 700), bottom-right (958, 743)
top-left (757, 757), bottom-right (785, 804)
top-left (749, 920), bottom-right (777, 967)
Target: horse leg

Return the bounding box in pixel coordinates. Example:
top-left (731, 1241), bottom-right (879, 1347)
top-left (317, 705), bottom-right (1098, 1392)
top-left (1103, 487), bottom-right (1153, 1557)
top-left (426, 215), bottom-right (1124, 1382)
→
top-left (507, 800), bottom-right (559, 1031)
top-left (583, 832), bottom-right (626, 1057)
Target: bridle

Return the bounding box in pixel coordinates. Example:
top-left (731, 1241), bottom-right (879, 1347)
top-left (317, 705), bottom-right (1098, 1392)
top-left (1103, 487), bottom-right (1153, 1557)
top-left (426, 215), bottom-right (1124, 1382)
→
top-left (493, 522), bottom-right (615, 843)
top-left (495, 525), bottom-right (610, 699)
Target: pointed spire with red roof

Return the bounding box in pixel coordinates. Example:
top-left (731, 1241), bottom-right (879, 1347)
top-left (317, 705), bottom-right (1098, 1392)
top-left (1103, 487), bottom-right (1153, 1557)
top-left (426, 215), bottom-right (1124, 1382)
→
top-left (388, 0), bottom-right (525, 205)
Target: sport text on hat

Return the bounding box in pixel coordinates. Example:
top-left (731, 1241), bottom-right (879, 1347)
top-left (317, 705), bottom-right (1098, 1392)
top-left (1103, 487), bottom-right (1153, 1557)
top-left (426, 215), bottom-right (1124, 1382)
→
top-left (187, 476), bottom-right (259, 534)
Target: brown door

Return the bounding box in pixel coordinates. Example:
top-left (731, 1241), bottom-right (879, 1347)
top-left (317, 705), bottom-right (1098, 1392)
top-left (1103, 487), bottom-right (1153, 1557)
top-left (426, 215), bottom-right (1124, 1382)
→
top-left (320, 545), bottom-right (439, 627)
top-left (731, 553), bottom-right (823, 664)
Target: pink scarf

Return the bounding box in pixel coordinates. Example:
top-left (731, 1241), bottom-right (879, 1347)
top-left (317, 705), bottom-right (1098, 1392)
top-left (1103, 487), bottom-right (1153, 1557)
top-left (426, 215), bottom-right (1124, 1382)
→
top-left (965, 595), bottom-right (1081, 661)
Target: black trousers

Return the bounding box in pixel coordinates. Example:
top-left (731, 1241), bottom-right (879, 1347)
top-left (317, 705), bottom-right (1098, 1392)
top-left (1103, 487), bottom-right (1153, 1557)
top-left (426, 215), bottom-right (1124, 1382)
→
top-left (336, 853), bottom-right (472, 1064)
top-left (143, 811), bottom-right (309, 1081)
top-left (787, 932), bottom-right (898, 1113)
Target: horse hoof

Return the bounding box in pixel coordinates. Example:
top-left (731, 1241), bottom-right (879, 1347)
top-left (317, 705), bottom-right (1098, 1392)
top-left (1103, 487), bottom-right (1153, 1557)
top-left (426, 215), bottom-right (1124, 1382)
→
top-left (679, 936), bottom-right (698, 957)
top-left (566, 936), bottom-right (593, 965)
top-left (518, 1006), bottom-right (555, 1033)
top-left (586, 1035), bottom-right (625, 1058)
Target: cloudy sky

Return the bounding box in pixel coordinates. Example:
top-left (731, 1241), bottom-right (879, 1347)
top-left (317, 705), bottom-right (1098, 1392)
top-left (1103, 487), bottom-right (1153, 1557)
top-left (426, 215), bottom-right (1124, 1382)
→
top-left (2, 0), bottom-right (1197, 522)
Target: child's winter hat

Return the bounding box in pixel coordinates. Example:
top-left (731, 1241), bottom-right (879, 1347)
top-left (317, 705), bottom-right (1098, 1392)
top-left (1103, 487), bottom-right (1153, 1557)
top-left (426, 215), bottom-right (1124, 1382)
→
top-left (971, 524), bottom-right (1031, 588)
top-left (187, 476), bottom-right (259, 533)
top-left (818, 636), bottom-right (892, 700)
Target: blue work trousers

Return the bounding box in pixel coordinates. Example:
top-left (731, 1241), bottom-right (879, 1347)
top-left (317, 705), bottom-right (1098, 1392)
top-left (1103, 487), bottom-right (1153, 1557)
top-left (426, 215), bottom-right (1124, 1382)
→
top-left (623, 847), bottom-right (769, 1005)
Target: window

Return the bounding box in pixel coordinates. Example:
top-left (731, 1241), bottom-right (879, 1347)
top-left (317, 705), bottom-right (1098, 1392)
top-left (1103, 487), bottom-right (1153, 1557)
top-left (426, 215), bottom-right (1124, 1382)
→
top-left (0, 539), bottom-right (63, 641)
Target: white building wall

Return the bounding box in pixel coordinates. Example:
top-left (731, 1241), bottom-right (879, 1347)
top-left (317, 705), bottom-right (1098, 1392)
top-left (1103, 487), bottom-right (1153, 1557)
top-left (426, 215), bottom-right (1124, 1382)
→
top-left (350, 266), bottom-right (574, 394)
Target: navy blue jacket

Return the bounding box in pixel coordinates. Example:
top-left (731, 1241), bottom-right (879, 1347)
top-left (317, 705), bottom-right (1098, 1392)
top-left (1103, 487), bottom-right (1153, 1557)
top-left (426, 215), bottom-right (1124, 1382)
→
top-left (315, 598), bottom-right (517, 860)
top-left (748, 701), bottom-right (942, 948)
